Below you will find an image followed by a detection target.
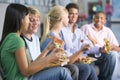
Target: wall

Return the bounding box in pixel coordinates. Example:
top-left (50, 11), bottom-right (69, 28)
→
top-left (0, 3), bottom-right (8, 40)
top-left (0, 3), bottom-right (49, 40)
top-left (112, 0), bottom-right (120, 21)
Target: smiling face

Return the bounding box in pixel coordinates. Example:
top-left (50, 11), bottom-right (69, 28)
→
top-left (93, 12), bottom-right (106, 28)
top-left (68, 8), bottom-right (78, 24)
top-left (28, 14), bottom-right (40, 34)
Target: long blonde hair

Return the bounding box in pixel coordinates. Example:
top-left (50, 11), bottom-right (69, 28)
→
top-left (40, 5), bottom-right (68, 45)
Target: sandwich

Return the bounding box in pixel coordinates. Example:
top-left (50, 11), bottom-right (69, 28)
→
top-left (53, 36), bottom-right (64, 48)
top-left (103, 38), bottom-right (111, 53)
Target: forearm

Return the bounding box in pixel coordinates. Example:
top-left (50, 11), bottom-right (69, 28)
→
top-left (68, 50), bottom-right (83, 64)
top-left (113, 46), bottom-right (120, 52)
top-left (24, 56), bottom-right (51, 76)
top-left (116, 48), bottom-right (120, 52)
top-left (87, 35), bottom-right (97, 45)
top-left (16, 47), bottom-right (51, 77)
top-left (85, 46), bottom-right (101, 57)
top-left (38, 47), bottom-right (49, 58)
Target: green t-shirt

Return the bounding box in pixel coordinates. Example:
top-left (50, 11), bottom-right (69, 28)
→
top-left (0, 33), bottom-right (27, 80)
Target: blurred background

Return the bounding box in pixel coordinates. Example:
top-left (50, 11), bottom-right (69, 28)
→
top-left (0, 0), bottom-right (120, 43)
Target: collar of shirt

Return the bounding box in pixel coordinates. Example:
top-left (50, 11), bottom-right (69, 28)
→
top-left (91, 23), bottom-right (106, 32)
top-left (49, 31), bottom-right (62, 40)
top-left (67, 23), bottom-right (79, 29)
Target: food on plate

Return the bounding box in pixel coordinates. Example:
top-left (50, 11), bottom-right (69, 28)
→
top-left (78, 56), bottom-right (97, 64)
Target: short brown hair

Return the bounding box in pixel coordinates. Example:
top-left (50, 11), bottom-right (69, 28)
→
top-left (66, 3), bottom-right (79, 11)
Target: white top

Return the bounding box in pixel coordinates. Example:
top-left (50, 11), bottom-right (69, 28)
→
top-left (61, 24), bottom-right (101, 57)
top-left (81, 23), bottom-right (119, 47)
top-left (24, 34), bottom-right (41, 61)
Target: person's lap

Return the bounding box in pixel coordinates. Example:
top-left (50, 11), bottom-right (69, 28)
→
top-left (95, 51), bottom-right (119, 80)
top-left (110, 51), bottom-right (120, 80)
top-left (75, 63), bottom-right (98, 80)
top-left (64, 64), bottom-right (79, 80)
top-left (29, 67), bottom-right (72, 80)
